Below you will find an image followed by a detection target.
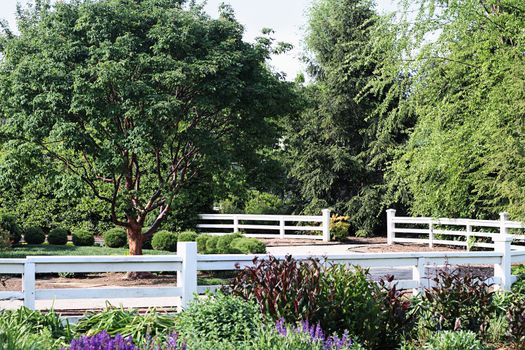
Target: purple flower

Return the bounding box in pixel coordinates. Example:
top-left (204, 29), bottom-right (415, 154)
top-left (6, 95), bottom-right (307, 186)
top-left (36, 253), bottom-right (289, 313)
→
top-left (64, 331), bottom-right (139, 350)
top-left (276, 319), bottom-right (354, 350)
top-left (276, 318), bottom-right (287, 336)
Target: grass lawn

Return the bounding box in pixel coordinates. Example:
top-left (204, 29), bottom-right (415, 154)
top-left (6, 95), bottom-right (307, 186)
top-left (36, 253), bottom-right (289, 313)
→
top-left (0, 243), bottom-right (172, 258)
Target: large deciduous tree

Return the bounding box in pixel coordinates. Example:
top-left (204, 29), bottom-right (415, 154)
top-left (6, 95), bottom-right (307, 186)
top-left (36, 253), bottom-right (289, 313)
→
top-left (0, 0), bottom-right (292, 254)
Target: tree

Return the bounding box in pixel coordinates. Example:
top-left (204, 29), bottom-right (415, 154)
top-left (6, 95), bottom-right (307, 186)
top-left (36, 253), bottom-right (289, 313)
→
top-left (283, 0), bottom-right (411, 236)
top-left (383, 0), bottom-right (525, 220)
top-left (0, 0), bottom-right (292, 254)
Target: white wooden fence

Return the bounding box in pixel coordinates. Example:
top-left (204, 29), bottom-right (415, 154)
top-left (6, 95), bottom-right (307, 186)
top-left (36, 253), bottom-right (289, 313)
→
top-left (387, 209), bottom-right (525, 250)
top-left (197, 209), bottom-right (331, 242)
top-left (1, 240), bottom-right (522, 311)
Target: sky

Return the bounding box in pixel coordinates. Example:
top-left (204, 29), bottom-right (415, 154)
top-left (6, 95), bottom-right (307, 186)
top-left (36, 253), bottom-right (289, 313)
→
top-left (0, 0), bottom-right (398, 80)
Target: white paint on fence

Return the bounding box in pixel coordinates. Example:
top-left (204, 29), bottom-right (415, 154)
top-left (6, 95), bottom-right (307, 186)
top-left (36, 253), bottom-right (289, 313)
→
top-left (197, 209), bottom-right (331, 242)
top-left (1, 238), bottom-right (523, 310)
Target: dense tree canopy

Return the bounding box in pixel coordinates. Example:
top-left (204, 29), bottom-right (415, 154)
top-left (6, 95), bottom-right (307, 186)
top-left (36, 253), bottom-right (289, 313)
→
top-left (0, 0), bottom-right (293, 253)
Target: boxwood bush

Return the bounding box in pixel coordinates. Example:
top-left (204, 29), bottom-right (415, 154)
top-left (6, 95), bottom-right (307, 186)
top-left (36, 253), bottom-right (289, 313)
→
top-left (72, 229), bottom-right (95, 246)
top-left (231, 237), bottom-right (266, 254)
top-left (205, 235), bottom-right (220, 254)
top-left (216, 233), bottom-right (243, 253)
top-left (103, 228), bottom-right (127, 248)
top-left (0, 212), bottom-right (21, 244)
top-left (196, 234), bottom-right (211, 253)
top-left (47, 228), bottom-right (68, 245)
top-left (24, 226), bottom-right (45, 244)
top-left (177, 230), bottom-right (197, 242)
top-left (151, 230), bottom-right (178, 252)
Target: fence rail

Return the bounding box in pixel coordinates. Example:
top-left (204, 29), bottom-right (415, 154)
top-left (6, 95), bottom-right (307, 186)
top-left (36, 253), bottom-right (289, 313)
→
top-left (387, 209), bottom-right (525, 250)
top-left (0, 239), bottom-right (522, 311)
top-left (197, 209), bottom-right (331, 242)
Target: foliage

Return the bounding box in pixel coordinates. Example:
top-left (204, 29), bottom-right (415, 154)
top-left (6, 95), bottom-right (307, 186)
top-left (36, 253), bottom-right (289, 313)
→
top-left (0, 211), bottom-right (21, 244)
top-left (47, 227), bottom-right (68, 245)
top-left (151, 231), bottom-right (178, 252)
top-left (23, 226), bottom-right (45, 245)
top-left (103, 228), bottom-right (127, 248)
top-left (216, 233), bottom-right (243, 253)
top-left (0, 227), bottom-right (10, 249)
top-left (244, 190), bottom-right (285, 215)
top-left (205, 236), bottom-right (220, 254)
top-left (506, 294), bottom-right (525, 349)
top-left (229, 255), bottom-right (322, 322)
top-left (330, 220), bottom-right (350, 241)
top-left (176, 292), bottom-right (262, 344)
top-left (0, 0), bottom-right (293, 256)
top-left (71, 229), bottom-right (95, 247)
top-left (423, 331), bottom-right (487, 350)
top-left (177, 231), bottom-right (197, 242)
top-left (316, 265), bottom-right (381, 347)
top-left (230, 237), bottom-right (266, 254)
top-left (196, 234), bottom-right (211, 253)
top-left (65, 331), bottom-right (138, 350)
top-left (378, 0), bottom-right (525, 221)
top-left (0, 307), bottom-right (71, 349)
top-left (420, 268), bottom-right (495, 335)
top-left (75, 305), bottom-right (176, 345)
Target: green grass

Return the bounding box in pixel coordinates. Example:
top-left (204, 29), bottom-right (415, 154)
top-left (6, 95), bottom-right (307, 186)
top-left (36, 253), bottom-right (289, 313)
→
top-left (0, 243), bottom-right (172, 258)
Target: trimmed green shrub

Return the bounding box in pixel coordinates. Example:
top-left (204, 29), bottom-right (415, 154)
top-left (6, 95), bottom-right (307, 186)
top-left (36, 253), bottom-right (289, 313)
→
top-left (176, 292), bottom-right (262, 344)
top-left (177, 230), bottom-right (197, 242)
top-left (103, 228), bottom-right (127, 248)
top-left (47, 228), bottom-right (68, 245)
top-left (424, 331), bottom-right (486, 350)
top-left (205, 236), bottom-right (220, 254)
top-left (196, 234), bottom-right (212, 253)
top-left (330, 215), bottom-right (350, 241)
top-left (72, 229), bottom-right (95, 246)
top-left (24, 226), bottom-right (45, 244)
top-left (0, 227), bottom-right (11, 249)
top-left (151, 230), bottom-right (178, 252)
top-left (216, 233), bottom-right (243, 253)
top-left (0, 212), bottom-right (21, 244)
top-left (231, 237), bottom-right (266, 254)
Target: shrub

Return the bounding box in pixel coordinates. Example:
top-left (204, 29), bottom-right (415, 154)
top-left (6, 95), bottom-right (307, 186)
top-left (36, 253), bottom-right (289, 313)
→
top-left (103, 228), bottom-right (127, 248)
top-left (216, 233), bottom-right (243, 254)
top-left (23, 226), bottom-right (45, 244)
top-left (231, 237), bottom-right (266, 254)
top-left (0, 227), bottom-right (10, 249)
top-left (230, 255), bottom-right (322, 322)
top-left (177, 230), bottom-right (197, 242)
top-left (330, 221), bottom-right (350, 241)
top-left (205, 235), bottom-right (220, 254)
top-left (0, 211), bottom-right (21, 244)
top-left (176, 292), bottom-right (262, 344)
top-left (420, 268), bottom-right (495, 335)
top-left (506, 294), bottom-right (525, 349)
top-left (244, 190), bottom-right (285, 215)
top-left (72, 229), bottom-right (95, 246)
top-left (196, 234), bottom-right (212, 253)
top-left (316, 265), bottom-right (382, 348)
top-left (151, 230), bottom-right (178, 252)
top-left (47, 228), bottom-right (68, 245)
top-left (423, 331), bottom-right (487, 350)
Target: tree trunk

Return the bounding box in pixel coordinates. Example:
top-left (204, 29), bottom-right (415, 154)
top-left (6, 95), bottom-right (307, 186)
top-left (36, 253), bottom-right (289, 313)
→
top-left (127, 222), bottom-right (143, 256)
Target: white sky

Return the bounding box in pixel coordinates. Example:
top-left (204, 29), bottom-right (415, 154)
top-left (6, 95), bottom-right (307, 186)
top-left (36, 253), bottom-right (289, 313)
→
top-left (0, 0), bottom-right (398, 80)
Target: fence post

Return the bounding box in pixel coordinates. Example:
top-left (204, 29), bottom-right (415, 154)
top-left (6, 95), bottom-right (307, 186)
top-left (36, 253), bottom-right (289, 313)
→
top-left (23, 261), bottom-right (36, 310)
top-left (233, 215), bottom-right (239, 233)
top-left (279, 217), bottom-right (285, 239)
top-left (177, 242), bottom-right (198, 310)
top-left (499, 212), bottom-right (509, 235)
top-left (412, 257), bottom-right (426, 295)
top-left (322, 209), bottom-right (331, 242)
top-left (386, 209), bottom-right (396, 245)
top-left (493, 235), bottom-right (513, 291)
